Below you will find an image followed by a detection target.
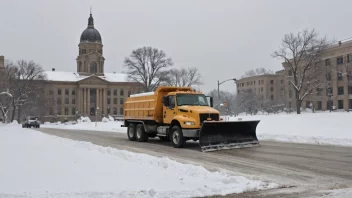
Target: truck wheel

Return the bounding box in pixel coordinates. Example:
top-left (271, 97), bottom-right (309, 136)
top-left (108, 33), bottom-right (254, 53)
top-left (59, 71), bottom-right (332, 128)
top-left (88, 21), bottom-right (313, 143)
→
top-left (136, 124), bottom-right (148, 142)
top-left (171, 125), bottom-right (184, 148)
top-left (127, 124), bottom-right (137, 141)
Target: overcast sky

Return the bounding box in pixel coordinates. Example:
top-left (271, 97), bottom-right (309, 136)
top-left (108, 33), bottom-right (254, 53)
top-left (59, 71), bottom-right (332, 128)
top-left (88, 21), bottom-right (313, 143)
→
top-left (1, 0), bottom-right (352, 93)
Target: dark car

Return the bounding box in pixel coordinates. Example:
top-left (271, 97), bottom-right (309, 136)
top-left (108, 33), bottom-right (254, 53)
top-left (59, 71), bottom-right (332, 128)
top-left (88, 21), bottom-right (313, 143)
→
top-left (22, 116), bottom-right (41, 128)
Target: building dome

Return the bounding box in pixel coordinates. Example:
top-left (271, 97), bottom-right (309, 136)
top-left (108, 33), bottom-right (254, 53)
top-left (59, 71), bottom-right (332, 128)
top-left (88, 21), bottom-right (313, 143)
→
top-left (80, 13), bottom-right (102, 43)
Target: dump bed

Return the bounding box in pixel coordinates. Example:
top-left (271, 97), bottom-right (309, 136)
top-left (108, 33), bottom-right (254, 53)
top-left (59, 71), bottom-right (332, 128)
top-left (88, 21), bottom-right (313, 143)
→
top-left (124, 86), bottom-right (193, 123)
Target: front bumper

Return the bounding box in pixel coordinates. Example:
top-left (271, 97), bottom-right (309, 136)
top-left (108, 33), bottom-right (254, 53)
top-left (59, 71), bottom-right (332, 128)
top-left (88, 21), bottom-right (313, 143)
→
top-left (182, 129), bottom-right (200, 137)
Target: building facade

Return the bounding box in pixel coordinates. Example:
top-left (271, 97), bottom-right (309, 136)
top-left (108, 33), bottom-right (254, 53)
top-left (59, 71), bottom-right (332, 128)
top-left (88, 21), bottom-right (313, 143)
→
top-left (40, 13), bottom-right (142, 121)
top-left (237, 40), bottom-right (352, 112)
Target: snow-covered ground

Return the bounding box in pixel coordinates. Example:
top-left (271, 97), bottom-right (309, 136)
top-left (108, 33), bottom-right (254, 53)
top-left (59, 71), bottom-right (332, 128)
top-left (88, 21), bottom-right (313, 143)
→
top-left (315, 188), bottom-right (352, 198)
top-left (42, 111), bottom-right (352, 147)
top-left (0, 123), bottom-right (277, 198)
top-left (225, 111), bottom-right (352, 147)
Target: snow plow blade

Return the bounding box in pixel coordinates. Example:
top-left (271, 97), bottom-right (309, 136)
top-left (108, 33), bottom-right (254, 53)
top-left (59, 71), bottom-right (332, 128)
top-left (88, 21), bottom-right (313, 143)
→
top-left (199, 120), bottom-right (260, 152)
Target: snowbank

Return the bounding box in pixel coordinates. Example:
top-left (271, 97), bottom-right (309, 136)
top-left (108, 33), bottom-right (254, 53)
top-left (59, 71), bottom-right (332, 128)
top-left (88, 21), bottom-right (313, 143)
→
top-left (226, 111), bottom-right (352, 147)
top-left (0, 124), bottom-right (276, 198)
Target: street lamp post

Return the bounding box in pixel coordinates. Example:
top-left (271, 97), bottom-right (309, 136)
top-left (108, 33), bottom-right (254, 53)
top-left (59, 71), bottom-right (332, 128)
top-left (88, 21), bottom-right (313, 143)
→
top-left (217, 78), bottom-right (237, 108)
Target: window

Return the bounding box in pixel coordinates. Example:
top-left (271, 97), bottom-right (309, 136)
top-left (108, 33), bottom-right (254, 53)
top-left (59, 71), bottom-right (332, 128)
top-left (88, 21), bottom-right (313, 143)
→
top-left (338, 100), bottom-right (344, 109)
top-left (72, 108), bottom-right (76, 115)
top-left (280, 80), bottom-right (284, 84)
top-left (49, 89), bottom-right (53, 95)
top-left (289, 90), bottom-right (292, 98)
top-left (113, 89), bottom-right (117, 96)
top-left (349, 71), bottom-right (352, 81)
top-left (270, 87), bottom-right (274, 92)
top-left (65, 89), bottom-right (69, 95)
top-left (317, 88), bottom-right (323, 96)
top-left (271, 95), bottom-right (274, 100)
top-left (325, 59), bottom-right (331, 66)
top-left (64, 108), bottom-right (68, 115)
top-left (260, 87), bottom-right (263, 92)
top-left (120, 98), bottom-right (124, 105)
top-left (280, 88), bottom-right (284, 96)
top-left (349, 86), bottom-right (352, 94)
top-left (258, 80), bottom-right (261, 85)
top-left (113, 107), bottom-right (117, 115)
top-left (49, 108), bottom-right (53, 115)
top-left (113, 98), bottom-right (117, 104)
top-left (337, 72), bottom-right (343, 81)
top-left (120, 107), bottom-right (124, 115)
top-left (120, 89), bottom-right (124, 96)
top-left (107, 98), bottom-right (111, 105)
top-left (270, 80), bottom-right (274, 85)
top-left (72, 97), bottom-right (76, 104)
top-left (90, 61), bottom-right (97, 73)
top-left (108, 90), bottom-right (111, 96)
top-left (338, 86), bottom-right (344, 95)
top-left (241, 83), bottom-right (244, 87)
top-left (288, 101), bottom-right (292, 108)
top-left (327, 101), bottom-right (333, 110)
top-left (57, 107), bottom-right (62, 115)
top-left (254, 81), bottom-right (256, 85)
top-left (317, 101), bottom-right (322, 110)
top-left (326, 88), bottom-right (333, 96)
top-left (128, 90), bottom-right (131, 97)
top-left (326, 72), bottom-right (331, 81)
top-left (57, 98), bottom-right (62, 105)
top-left (337, 56), bottom-right (343, 65)
top-left (247, 82), bottom-right (249, 86)
top-left (72, 89), bottom-right (75, 95)
top-left (58, 88), bottom-right (62, 95)
top-left (65, 98), bottom-right (69, 104)
top-left (107, 107), bottom-right (111, 114)
top-left (288, 70), bottom-right (292, 76)
top-left (348, 54), bottom-right (352, 62)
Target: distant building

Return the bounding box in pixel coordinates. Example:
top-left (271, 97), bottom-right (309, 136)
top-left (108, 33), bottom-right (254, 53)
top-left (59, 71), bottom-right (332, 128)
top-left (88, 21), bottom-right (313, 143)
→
top-left (237, 39), bottom-right (352, 112)
top-left (1, 12), bottom-right (142, 122)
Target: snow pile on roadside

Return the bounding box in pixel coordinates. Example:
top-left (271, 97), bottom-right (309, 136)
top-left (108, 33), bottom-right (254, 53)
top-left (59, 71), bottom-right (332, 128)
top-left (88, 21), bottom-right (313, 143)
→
top-left (0, 124), bottom-right (277, 198)
top-left (226, 112), bottom-right (352, 147)
top-left (78, 116), bottom-right (91, 123)
top-left (42, 119), bottom-right (126, 133)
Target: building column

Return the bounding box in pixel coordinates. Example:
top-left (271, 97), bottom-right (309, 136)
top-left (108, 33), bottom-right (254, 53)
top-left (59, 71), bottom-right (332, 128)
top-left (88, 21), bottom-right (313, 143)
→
top-left (100, 88), bottom-right (103, 114)
top-left (82, 88), bottom-right (85, 115)
top-left (96, 88), bottom-right (100, 112)
top-left (87, 88), bottom-right (90, 115)
top-left (102, 88), bottom-right (106, 114)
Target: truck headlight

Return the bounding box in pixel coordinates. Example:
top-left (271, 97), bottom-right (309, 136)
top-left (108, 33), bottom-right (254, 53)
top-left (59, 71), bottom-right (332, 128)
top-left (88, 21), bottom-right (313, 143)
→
top-left (184, 121), bottom-right (195, 126)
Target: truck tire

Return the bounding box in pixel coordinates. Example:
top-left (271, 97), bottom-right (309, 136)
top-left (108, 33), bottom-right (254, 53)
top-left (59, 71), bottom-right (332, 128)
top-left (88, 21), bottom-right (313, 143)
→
top-left (136, 124), bottom-right (148, 142)
top-left (127, 124), bottom-right (137, 141)
top-left (170, 125), bottom-right (184, 148)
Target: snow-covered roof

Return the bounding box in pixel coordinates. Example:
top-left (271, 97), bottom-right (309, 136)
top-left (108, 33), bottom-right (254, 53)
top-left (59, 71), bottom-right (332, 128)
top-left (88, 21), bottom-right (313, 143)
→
top-left (43, 71), bottom-right (129, 83)
top-left (129, 92), bottom-right (154, 97)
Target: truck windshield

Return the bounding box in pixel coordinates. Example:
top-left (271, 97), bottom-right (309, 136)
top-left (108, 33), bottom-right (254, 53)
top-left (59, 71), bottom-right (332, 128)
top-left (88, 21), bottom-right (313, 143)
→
top-left (176, 94), bottom-right (208, 106)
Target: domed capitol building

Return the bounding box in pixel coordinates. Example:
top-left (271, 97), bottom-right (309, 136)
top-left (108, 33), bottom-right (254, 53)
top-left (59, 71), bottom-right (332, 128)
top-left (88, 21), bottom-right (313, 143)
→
top-left (31, 13), bottom-right (141, 121)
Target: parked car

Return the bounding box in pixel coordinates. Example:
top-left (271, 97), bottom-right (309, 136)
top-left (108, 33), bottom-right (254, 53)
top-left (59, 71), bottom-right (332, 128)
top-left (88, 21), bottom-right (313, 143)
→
top-left (22, 116), bottom-right (41, 128)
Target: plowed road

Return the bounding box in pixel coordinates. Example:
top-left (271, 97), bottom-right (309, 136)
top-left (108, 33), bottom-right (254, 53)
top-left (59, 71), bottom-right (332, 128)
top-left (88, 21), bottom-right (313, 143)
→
top-left (37, 128), bottom-right (352, 198)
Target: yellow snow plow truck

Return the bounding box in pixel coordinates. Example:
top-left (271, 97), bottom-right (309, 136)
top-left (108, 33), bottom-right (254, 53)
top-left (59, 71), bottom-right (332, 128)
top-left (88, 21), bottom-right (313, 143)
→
top-left (121, 86), bottom-right (260, 152)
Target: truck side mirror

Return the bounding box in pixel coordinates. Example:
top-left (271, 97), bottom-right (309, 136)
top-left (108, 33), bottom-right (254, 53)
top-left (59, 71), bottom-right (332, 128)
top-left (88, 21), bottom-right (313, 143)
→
top-left (163, 96), bottom-right (169, 106)
top-left (206, 96), bottom-right (213, 107)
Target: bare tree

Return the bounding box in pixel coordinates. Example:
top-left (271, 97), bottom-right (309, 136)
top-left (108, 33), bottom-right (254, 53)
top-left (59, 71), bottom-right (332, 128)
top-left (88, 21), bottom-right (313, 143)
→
top-left (241, 68), bottom-right (274, 78)
top-left (5, 60), bottom-right (46, 122)
top-left (164, 67), bottom-right (203, 87)
top-left (207, 89), bottom-right (236, 115)
top-left (272, 29), bottom-right (328, 114)
top-left (124, 46), bottom-right (173, 92)
top-left (235, 89), bottom-right (259, 115)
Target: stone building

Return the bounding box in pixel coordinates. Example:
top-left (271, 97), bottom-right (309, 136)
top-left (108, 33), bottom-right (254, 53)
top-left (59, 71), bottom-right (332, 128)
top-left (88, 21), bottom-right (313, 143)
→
top-left (236, 39), bottom-right (352, 112)
top-left (0, 13), bottom-right (142, 122)
top-left (40, 12), bottom-right (142, 121)
top-left (236, 72), bottom-right (285, 107)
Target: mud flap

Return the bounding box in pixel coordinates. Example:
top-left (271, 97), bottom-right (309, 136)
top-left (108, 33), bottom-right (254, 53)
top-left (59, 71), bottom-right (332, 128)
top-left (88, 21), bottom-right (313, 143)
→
top-left (199, 120), bottom-right (260, 152)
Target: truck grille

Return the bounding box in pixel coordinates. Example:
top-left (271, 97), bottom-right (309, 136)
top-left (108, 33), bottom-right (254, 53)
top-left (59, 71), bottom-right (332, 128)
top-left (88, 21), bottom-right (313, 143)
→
top-left (199, 113), bottom-right (219, 124)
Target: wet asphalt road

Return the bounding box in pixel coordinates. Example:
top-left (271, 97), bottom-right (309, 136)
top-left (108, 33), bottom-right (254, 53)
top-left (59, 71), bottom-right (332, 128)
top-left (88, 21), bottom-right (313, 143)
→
top-left (37, 128), bottom-right (352, 198)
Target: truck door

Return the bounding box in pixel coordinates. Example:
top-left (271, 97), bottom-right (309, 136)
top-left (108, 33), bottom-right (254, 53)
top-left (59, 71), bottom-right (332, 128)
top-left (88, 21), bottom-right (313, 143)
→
top-left (163, 95), bottom-right (175, 124)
